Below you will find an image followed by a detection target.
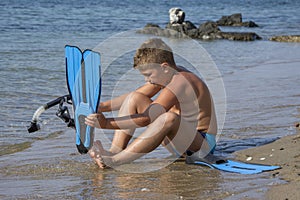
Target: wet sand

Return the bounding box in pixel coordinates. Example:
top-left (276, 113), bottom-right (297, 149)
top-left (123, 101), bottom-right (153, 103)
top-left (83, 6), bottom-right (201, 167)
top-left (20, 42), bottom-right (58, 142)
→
top-left (1, 128), bottom-right (299, 199)
top-left (234, 128), bottom-right (300, 200)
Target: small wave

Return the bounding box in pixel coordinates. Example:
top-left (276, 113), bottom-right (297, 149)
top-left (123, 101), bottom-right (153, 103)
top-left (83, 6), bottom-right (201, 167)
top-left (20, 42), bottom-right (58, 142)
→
top-left (0, 141), bottom-right (32, 156)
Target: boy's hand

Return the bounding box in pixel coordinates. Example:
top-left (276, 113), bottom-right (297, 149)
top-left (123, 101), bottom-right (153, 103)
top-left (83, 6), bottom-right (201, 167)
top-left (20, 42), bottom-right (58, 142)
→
top-left (85, 113), bottom-right (106, 128)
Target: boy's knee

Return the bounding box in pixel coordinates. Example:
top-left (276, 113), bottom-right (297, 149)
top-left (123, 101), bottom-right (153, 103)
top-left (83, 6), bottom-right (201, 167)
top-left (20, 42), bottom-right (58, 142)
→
top-left (124, 91), bottom-right (152, 113)
top-left (165, 112), bottom-right (178, 123)
top-left (127, 91), bottom-right (149, 104)
top-left (159, 112), bottom-right (179, 128)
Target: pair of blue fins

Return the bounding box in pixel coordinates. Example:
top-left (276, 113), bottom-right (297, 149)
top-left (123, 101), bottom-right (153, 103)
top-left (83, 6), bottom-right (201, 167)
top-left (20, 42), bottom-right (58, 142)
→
top-left (65, 45), bottom-right (101, 154)
top-left (65, 45), bottom-right (280, 174)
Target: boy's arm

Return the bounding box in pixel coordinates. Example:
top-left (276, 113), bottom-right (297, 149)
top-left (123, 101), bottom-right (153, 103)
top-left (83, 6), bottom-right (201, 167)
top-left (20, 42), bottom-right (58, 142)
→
top-left (88, 86), bottom-right (179, 130)
top-left (135, 82), bottom-right (161, 98)
top-left (98, 83), bottom-right (161, 112)
top-left (86, 103), bottom-right (166, 129)
top-left (99, 93), bottom-right (129, 112)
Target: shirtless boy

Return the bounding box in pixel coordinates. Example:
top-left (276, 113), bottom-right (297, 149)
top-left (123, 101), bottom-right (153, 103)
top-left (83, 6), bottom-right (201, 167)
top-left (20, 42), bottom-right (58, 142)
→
top-left (85, 38), bottom-right (217, 169)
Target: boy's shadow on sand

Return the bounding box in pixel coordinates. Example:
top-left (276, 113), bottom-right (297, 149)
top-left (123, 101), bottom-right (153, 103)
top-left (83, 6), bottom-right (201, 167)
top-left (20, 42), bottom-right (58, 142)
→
top-left (215, 137), bottom-right (279, 155)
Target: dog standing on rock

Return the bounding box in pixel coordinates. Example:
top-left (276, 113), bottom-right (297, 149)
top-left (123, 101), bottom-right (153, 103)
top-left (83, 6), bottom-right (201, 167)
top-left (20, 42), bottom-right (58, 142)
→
top-left (169, 8), bottom-right (185, 24)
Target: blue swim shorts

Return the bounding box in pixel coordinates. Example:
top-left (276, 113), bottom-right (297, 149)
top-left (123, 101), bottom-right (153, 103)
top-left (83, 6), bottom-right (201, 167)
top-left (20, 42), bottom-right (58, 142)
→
top-left (198, 131), bottom-right (216, 154)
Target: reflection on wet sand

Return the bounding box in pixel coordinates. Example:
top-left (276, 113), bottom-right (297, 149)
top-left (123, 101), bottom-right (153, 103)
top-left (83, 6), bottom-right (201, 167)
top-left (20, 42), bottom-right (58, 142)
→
top-left (89, 161), bottom-right (225, 199)
top-left (0, 136), bottom-right (279, 200)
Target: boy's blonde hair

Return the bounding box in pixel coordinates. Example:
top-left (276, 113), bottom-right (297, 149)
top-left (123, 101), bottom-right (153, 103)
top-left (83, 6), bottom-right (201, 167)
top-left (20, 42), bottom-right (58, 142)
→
top-left (133, 38), bottom-right (176, 69)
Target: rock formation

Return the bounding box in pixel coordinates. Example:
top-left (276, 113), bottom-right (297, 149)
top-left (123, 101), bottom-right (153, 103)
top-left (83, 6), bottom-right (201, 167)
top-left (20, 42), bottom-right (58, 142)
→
top-left (138, 22), bottom-right (261, 41)
top-left (216, 13), bottom-right (259, 27)
top-left (137, 9), bottom-right (261, 41)
top-left (269, 35), bottom-right (300, 42)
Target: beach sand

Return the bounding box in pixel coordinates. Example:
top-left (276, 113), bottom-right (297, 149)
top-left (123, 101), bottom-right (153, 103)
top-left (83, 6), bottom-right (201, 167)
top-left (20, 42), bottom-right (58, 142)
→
top-left (234, 127), bottom-right (300, 200)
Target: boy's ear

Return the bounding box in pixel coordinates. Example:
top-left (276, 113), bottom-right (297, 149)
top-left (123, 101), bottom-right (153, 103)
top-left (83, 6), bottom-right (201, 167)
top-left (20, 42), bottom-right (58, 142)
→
top-left (161, 62), bottom-right (169, 68)
top-left (161, 62), bottom-right (170, 72)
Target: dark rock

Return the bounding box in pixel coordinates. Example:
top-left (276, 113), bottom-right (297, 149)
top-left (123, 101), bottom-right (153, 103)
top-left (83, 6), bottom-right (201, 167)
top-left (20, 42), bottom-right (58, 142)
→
top-left (186, 28), bottom-right (200, 39)
top-left (183, 21), bottom-right (197, 30)
top-left (241, 21), bottom-right (259, 27)
top-left (136, 24), bottom-right (165, 36)
top-left (217, 13), bottom-right (242, 26)
top-left (136, 25), bottom-right (187, 39)
top-left (198, 21), bottom-right (220, 34)
top-left (166, 21), bottom-right (197, 35)
top-left (197, 21), bottom-right (222, 39)
top-left (221, 32), bottom-right (262, 41)
top-left (269, 35), bottom-right (300, 42)
top-left (165, 23), bottom-right (185, 34)
top-left (216, 13), bottom-right (258, 27)
top-left (144, 23), bottom-right (160, 28)
top-left (165, 21), bottom-right (222, 40)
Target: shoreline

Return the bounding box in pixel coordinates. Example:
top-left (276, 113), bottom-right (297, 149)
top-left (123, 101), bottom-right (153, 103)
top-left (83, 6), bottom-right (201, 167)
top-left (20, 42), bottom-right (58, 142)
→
top-left (234, 129), bottom-right (300, 200)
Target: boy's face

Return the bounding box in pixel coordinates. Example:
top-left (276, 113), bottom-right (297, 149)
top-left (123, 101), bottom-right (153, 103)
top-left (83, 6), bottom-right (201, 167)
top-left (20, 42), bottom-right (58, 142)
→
top-left (138, 64), bottom-right (168, 86)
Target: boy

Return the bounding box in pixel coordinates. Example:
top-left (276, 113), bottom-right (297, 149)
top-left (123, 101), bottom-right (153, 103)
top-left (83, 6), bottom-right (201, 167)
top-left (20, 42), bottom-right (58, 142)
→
top-left (85, 38), bottom-right (217, 169)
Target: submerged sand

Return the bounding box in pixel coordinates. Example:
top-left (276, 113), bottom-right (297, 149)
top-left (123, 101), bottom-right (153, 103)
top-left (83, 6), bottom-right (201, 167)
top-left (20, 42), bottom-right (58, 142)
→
top-left (234, 129), bottom-right (300, 200)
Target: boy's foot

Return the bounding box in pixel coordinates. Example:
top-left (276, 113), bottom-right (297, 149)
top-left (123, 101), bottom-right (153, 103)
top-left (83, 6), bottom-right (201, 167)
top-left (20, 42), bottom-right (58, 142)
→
top-left (89, 140), bottom-right (109, 169)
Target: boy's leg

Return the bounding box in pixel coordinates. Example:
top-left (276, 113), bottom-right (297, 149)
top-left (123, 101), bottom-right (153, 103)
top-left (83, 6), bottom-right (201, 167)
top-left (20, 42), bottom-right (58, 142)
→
top-left (161, 130), bottom-right (205, 157)
top-left (89, 112), bottom-right (180, 168)
top-left (109, 92), bottom-right (152, 154)
top-left (104, 112), bottom-right (200, 166)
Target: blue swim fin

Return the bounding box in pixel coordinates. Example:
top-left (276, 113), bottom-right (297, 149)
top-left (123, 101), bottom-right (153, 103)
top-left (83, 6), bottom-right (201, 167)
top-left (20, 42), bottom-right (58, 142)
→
top-left (186, 153), bottom-right (280, 174)
top-left (65, 45), bottom-right (101, 154)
